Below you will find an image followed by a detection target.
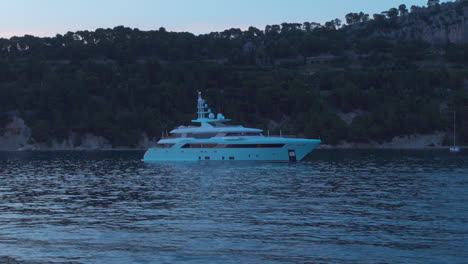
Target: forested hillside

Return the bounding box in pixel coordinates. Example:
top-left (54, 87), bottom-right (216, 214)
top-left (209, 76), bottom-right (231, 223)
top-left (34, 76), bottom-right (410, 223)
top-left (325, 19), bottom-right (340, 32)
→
top-left (0, 0), bottom-right (467, 149)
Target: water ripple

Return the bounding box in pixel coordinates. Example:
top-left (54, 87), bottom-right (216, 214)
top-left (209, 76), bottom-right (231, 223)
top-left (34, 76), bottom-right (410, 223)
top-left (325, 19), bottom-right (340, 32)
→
top-left (0, 150), bottom-right (467, 264)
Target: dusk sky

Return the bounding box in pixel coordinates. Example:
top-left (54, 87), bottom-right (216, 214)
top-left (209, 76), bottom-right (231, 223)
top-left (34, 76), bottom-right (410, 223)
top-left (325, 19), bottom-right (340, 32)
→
top-left (0, 0), bottom-right (449, 38)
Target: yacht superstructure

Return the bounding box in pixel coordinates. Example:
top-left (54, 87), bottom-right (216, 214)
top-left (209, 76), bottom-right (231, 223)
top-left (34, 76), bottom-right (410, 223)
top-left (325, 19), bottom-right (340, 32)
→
top-left (143, 92), bottom-right (321, 162)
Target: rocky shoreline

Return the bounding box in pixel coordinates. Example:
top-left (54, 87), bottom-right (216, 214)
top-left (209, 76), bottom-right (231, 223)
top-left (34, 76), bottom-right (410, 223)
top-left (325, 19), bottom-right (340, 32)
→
top-left (0, 117), bottom-right (156, 151)
top-left (1, 117), bottom-right (463, 151)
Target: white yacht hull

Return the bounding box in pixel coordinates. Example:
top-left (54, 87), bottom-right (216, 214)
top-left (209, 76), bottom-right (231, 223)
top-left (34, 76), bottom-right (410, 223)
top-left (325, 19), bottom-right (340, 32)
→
top-left (143, 139), bottom-right (321, 162)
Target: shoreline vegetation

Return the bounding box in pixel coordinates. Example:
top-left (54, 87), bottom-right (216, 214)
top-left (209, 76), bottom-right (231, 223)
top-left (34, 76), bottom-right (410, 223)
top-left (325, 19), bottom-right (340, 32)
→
top-left (1, 0), bottom-right (467, 149)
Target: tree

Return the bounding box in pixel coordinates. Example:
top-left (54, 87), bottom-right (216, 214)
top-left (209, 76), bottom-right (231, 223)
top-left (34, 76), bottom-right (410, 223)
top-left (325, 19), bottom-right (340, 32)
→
top-left (346, 13), bottom-right (357, 25)
top-left (325, 19), bottom-right (342, 30)
top-left (0, 2), bottom-right (466, 147)
top-left (302, 22), bottom-right (322, 32)
top-left (246, 26), bottom-right (262, 38)
top-left (334, 19), bottom-right (342, 28)
top-left (324, 21), bottom-right (333, 30)
top-left (324, 21), bottom-right (334, 30)
top-left (399, 4), bottom-right (408, 16)
top-left (410, 5), bottom-right (420, 13)
top-left (280, 23), bottom-right (302, 33)
top-left (303, 22), bottom-right (312, 32)
top-left (427, 0), bottom-right (440, 7)
top-left (310, 22), bottom-right (322, 30)
top-left (345, 12), bottom-right (368, 25)
top-left (362, 14), bottom-right (370, 22)
top-left (300, 36), bottom-right (327, 56)
top-left (387, 8), bottom-right (399, 19)
top-left (265, 24), bottom-right (280, 35)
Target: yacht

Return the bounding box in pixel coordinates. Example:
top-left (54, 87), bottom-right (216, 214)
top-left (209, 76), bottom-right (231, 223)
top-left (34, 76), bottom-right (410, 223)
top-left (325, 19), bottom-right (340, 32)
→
top-left (143, 92), bottom-right (321, 162)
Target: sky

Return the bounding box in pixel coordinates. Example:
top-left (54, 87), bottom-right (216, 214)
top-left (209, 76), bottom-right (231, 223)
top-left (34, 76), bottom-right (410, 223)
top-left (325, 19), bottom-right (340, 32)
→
top-left (0, 0), bottom-right (451, 38)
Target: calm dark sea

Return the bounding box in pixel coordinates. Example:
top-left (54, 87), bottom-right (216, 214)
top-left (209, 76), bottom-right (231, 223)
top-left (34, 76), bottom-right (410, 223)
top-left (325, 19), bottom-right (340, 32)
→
top-left (0, 150), bottom-right (466, 264)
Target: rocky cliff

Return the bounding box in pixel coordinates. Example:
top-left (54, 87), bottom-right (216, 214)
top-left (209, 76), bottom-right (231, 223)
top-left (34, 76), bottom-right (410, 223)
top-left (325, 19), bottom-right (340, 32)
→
top-left (362, 1), bottom-right (468, 45)
top-left (410, 2), bottom-right (468, 45)
top-left (0, 118), bottom-right (155, 150)
top-left (0, 117), bottom-right (31, 150)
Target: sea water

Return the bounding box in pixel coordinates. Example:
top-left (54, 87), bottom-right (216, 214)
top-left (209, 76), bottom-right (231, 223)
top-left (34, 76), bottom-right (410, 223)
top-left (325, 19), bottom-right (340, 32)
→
top-left (0, 150), bottom-right (466, 264)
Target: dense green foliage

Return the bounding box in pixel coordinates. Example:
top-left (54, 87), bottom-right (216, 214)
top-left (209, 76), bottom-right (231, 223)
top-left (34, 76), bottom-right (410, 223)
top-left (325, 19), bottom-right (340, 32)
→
top-left (0, 0), bottom-right (467, 147)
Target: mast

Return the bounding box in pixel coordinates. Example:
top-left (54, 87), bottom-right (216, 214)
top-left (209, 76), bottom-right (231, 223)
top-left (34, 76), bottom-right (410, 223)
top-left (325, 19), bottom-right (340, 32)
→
top-left (453, 111), bottom-right (456, 147)
top-left (192, 91), bottom-right (231, 124)
top-left (197, 91), bottom-right (210, 120)
top-left (197, 91), bottom-right (204, 119)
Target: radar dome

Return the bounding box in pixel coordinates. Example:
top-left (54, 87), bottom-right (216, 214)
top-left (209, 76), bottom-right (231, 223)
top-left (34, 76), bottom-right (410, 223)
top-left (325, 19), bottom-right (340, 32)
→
top-left (208, 113), bottom-right (215, 119)
top-left (217, 113), bottom-right (224, 119)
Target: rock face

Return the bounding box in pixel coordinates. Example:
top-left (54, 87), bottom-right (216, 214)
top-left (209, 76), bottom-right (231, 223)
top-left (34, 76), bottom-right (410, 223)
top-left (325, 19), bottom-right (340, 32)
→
top-left (337, 110), bottom-right (368, 125)
top-left (414, 6), bottom-right (468, 45)
top-left (77, 134), bottom-right (113, 150)
top-left (43, 133), bottom-right (113, 150)
top-left (137, 133), bottom-right (158, 149)
top-left (380, 132), bottom-right (445, 148)
top-left (368, 2), bottom-right (468, 45)
top-left (0, 117), bottom-right (31, 150)
top-left (319, 132), bottom-right (446, 149)
top-left (0, 117), bottom-right (150, 150)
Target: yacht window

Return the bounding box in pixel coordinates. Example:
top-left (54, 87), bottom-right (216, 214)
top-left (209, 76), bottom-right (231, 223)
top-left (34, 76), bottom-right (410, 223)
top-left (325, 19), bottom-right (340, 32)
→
top-left (225, 132), bottom-right (262, 137)
top-left (187, 133), bottom-right (217, 139)
top-left (225, 133), bottom-right (242, 137)
top-left (181, 143), bottom-right (284, 148)
top-left (182, 143), bottom-right (217, 148)
top-left (218, 144), bottom-right (285, 148)
top-left (210, 122), bottom-right (226, 127)
top-left (155, 143), bottom-right (175, 149)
